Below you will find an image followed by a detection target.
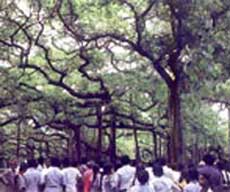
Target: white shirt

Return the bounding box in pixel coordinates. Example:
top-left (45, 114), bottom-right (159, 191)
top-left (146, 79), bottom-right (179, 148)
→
top-left (102, 174), bottom-right (116, 192)
top-left (163, 166), bottom-right (181, 182)
top-left (146, 167), bottom-right (156, 183)
top-left (222, 170), bottom-right (230, 184)
top-left (43, 166), bottom-right (64, 192)
top-left (37, 164), bottom-right (47, 172)
top-left (128, 183), bottom-right (155, 192)
top-left (115, 165), bottom-right (135, 190)
top-left (39, 166), bottom-right (49, 185)
top-left (24, 168), bottom-right (42, 192)
top-left (151, 176), bottom-right (173, 192)
top-left (183, 181), bottom-right (201, 192)
top-left (62, 167), bottom-right (82, 192)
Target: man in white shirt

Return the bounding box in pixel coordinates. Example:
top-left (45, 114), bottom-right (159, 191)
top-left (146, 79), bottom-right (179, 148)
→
top-left (128, 169), bottom-right (154, 192)
top-left (37, 157), bottom-right (47, 172)
top-left (43, 157), bottom-right (64, 192)
top-left (183, 168), bottom-right (201, 192)
top-left (114, 155), bottom-right (135, 192)
top-left (24, 159), bottom-right (42, 192)
top-left (62, 158), bottom-right (82, 192)
top-left (151, 163), bottom-right (181, 192)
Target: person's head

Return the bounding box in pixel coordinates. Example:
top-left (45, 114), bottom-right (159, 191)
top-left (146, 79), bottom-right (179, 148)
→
top-left (8, 159), bottom-right (18, 170)
top-left (27, 159), bottom-right (37, 168)
top-left (92, 163), bottom-right (100, 174)
top-left (177, 163), bottom-right (184, 171)
top-left (62, 158), bottom-right (70, 168)
top-left (86, 160), bottom-right (95, 169)
top-left (203, 154), bottom-right (215, 166)
top-left (199, 173), bottom-right (210, 187)
top-left (137, 169), bottom-right (149, 185)
top-left (136, 162), bottom-right (145, 173)
top-left (37, 157), bottom-right (44, 165)
top-left (216, 159), bottom-right (226, 171)
top-left (19, 162), bottom-right (27, 173)
top-left (50, 157), bottom-right (60, 167)
top-left (92, 163), bottom-right (100, 182)
top-left (187, 168), bottom-right (199, 182)
top-left (121, 155), bottom-right (130, 166)
top-left (153, 163), bottom-right (163, 177)
top-left (115, 161), bottom-right (122, 171)
top-left (103, 162), bottom-right (113, 175)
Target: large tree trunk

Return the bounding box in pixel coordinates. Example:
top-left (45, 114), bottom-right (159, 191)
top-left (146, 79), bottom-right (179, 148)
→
top-left (193, 131), bottom-right (199, 163)
top-left (16, 121), bottom-right (21, 159)
top-left (110, 107), bottom-right (116, 165)
top-left (96, 105), bottom-right (103, 162)
top-left (152, 132), bottom-right (158, 160)
top-left (74, 126), bottom-right (81, 163)
top-left (228, 107), bottom-right (230, 157)
top-left (159, 136), bottom-right (162, 157)
top-left (168, 82), bottom-right (184, 164)
top-left (134, 127), bottom-right (140, 162)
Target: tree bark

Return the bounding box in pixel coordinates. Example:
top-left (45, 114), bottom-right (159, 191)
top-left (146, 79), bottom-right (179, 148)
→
top-left (110, 107), bottom-right (116, 165)
top-left (194, 131), bottom-right (199, 163)
top-left (228, 107), bottom-right (230, 157)
top-left (159, 136), bottom-right (162, 157)
top-left (168, 82), bottom-right (184, 164)
top-left (16, 121), bottom-right (21, 159)
top-left (96, 105), bottom-right (103, 162)
top-left (74, 126), bottom-right (81, 163)
top-left (134, 127), bottom-right (140, 161)
top-left (152, 131), bottom-right (158, 160)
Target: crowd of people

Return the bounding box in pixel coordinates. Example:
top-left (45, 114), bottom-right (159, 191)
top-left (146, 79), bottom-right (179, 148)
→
top-left (0, 153), bottom-right (229, 192)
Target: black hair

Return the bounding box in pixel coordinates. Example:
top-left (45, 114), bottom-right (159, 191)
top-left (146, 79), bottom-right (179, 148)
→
top-left (216, 160), bottom-right (226, 170)
top-left (187, 168), bottom-right (199, 182)
top-left (121, 155), bottom-right (130, 165)
top-left (37, 157), bottom-right (44, 165)
top-left (27, 159), bottom-right (37, 168)
top-left (137, 169), bottom-right (149, 185)
top-left (92, 163), bottom-right (100, 183)
top-left (19, 162), bottom-right (28, 172)
top-left (153, 163), bottom-right (163, 177)
top-left (103, 162), bottom-right (113, 175)
top-left (203, 154), bottom-right (215, 166)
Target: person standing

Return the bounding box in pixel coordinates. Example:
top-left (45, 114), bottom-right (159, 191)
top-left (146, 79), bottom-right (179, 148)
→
top-left (15, 162), bottom-right (27, 192)
top-left (128, 169), bottom-right (154, 192)
top-left (83, 161), bottom-right (94, 192)
top-left (101, 162), bottom-right (116, 192)
top-left (198, 173), bottom-right (213, 192)
top-left (198, 154), bottom-right (222, 191)
top-left (183, 168), bottom-right (201, 192)
top-left (151, 163), bottom-right (173, 192)
top-left (43, 157), bottom-right (64, 192)
top-left (114, 155), bottom-right (135, 192)
top-left (24, 159), bottom-right (42, 192)
top-left (90, 163), bottom-right (101, 192)
top-left (1, 159), bottom-right (18, 192)
top-left (62, 158), bottom-right (82, 192)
